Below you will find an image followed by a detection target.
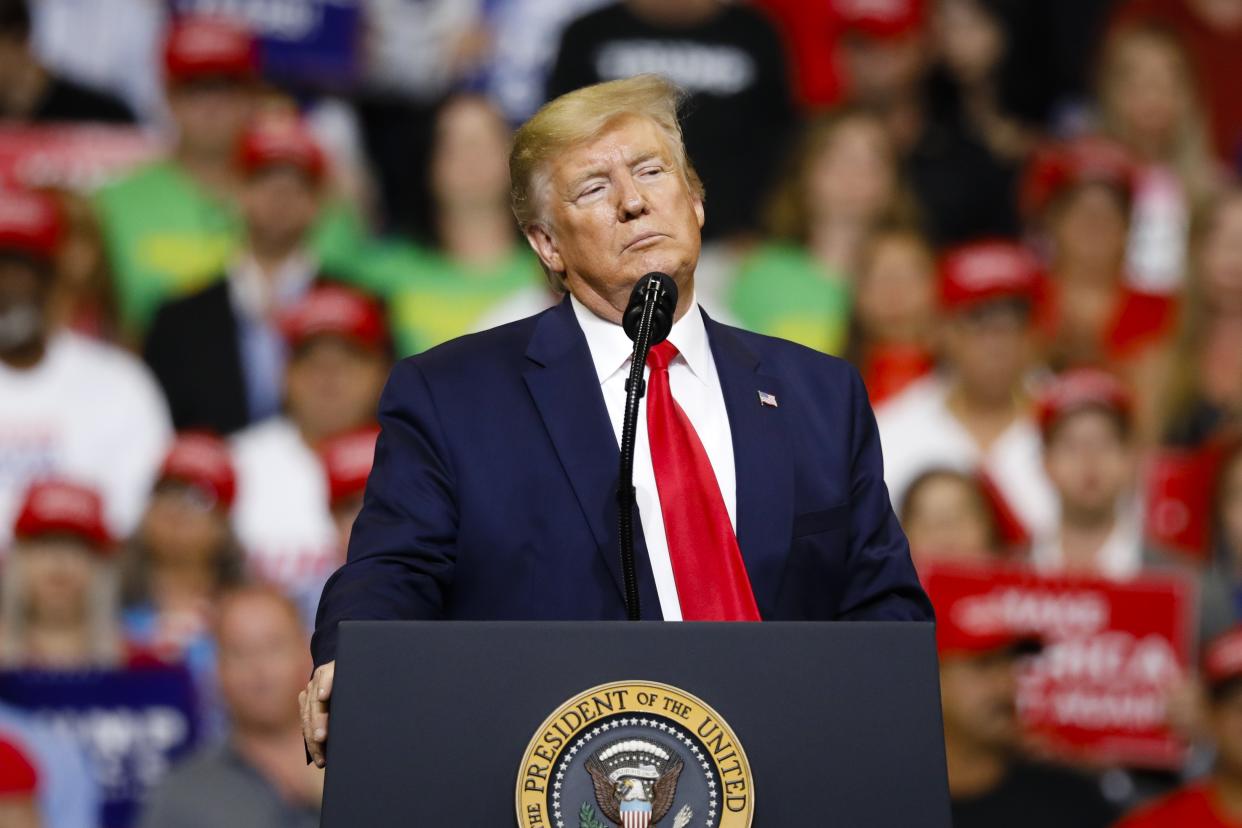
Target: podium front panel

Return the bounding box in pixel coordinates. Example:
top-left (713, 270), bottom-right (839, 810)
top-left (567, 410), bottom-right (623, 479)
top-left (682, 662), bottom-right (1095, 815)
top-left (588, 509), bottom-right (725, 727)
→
top-left (321, 621), bottom-right (950, 827)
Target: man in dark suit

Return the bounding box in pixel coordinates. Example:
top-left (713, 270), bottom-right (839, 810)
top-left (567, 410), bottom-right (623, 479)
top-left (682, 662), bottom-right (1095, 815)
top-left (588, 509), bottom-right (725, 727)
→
top-left (143, 115), bottom-right (329, 435)
top-left (301, 74), bottom-right (931, 766)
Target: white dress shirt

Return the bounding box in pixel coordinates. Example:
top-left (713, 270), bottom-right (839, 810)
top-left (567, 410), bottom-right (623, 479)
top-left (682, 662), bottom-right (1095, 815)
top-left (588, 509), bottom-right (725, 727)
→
top-left (570, 294), bottom-right (736, 621)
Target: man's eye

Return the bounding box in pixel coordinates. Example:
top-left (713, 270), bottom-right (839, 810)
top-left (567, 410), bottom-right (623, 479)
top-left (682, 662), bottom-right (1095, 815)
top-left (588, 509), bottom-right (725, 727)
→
top-left (579, 184), bottom-right (605, 199)
top-left (639, 167), bottom-right (662, 178)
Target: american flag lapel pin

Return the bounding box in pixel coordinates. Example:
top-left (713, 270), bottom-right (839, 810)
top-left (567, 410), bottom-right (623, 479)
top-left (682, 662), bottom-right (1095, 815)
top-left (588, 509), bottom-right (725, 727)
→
top-left (758, 390), bottom-right (778, 408)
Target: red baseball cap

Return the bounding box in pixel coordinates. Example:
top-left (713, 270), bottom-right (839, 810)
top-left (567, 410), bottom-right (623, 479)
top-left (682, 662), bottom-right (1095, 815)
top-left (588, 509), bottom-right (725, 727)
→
top-left (0, 189), bottom-right (61, 261)
top-left (1022, 136), bottom-right (1137, 218)
top-left (320, 425), bottom-right (380, 508)
top-left (926, 571), bottom-right (1042, 659)
top-left (836, 0), bottom-right (924, 39)
top-left (1206, 627), bottom-right (1242, 688)
top-left (157, 432), bottom-right (237, 510)
top-left (237, 115), bottom-right (326, 182)
top-left (12, 479), bottom-right (112, 551)
top-left (1035, 368), bottom-right (1133, 439)
top-left (163, 16), bottom-right (258, 86)
top-left (280, 284), bottom-right (388, 354)
top-left (0, 736), bottom-right (38, 796)
top-left (939, 239), bottom-right (1043, 312)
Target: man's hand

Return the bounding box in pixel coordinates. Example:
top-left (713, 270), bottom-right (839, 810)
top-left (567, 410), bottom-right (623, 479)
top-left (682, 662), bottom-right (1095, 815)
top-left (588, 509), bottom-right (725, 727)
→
top-left (299, 661), bottom-right (335, 768)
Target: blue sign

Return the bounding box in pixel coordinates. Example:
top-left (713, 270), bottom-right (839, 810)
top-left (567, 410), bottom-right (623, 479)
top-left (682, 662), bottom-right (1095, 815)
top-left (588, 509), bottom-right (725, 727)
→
top-left (0, 666), bottom-right (201, 828)
top-left (169, 0), bottom-right (363, 91)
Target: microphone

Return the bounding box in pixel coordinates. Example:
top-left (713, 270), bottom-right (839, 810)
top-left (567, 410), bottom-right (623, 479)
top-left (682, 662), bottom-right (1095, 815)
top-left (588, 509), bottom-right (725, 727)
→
top-left (617, 272), bottom-right (679, 621)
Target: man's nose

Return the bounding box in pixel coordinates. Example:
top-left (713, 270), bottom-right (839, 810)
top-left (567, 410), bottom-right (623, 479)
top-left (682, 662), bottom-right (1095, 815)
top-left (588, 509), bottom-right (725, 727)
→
top-left (615, 174), bottom-right (649, 221)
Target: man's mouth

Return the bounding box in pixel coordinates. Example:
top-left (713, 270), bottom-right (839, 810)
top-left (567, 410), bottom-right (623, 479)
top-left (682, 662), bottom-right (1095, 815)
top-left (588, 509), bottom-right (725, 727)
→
top-left (623, 232), bottom-right (667, 252)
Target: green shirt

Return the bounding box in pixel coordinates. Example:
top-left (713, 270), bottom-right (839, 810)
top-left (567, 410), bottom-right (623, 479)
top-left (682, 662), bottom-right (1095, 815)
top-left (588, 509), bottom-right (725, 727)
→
top-left (355, 242), bottom-right (546, 356)
top-left (93, 160), bottom-right (367, 333)
top-left (728, 243), bottom-right (853, 355)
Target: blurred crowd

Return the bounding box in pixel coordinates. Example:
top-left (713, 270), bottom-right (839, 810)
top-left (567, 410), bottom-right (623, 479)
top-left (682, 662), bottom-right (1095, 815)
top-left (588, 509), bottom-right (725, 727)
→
top-left (0, 0), bottom-right (1241, 825)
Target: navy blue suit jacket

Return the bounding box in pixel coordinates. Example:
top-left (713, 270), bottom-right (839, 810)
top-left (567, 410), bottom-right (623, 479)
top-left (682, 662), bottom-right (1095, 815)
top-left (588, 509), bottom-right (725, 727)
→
top-left (311, 297), bottom-right (932, 665)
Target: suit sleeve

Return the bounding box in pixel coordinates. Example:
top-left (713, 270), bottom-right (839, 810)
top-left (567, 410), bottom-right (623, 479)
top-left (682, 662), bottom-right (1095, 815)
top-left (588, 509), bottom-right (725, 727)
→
top-left (837, 365), bottom-right (934, 622)
top-left (310, 359), bottom-right (459, 666)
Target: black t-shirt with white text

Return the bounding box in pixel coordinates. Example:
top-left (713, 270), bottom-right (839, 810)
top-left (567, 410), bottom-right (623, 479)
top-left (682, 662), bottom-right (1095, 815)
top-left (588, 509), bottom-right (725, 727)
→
top-left (548, 3), bottom-right (797, 240)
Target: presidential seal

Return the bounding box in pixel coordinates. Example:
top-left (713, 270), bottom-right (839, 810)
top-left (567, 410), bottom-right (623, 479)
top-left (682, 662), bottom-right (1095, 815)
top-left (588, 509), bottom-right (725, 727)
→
top-left (516, 681), bottom-right (754, 828)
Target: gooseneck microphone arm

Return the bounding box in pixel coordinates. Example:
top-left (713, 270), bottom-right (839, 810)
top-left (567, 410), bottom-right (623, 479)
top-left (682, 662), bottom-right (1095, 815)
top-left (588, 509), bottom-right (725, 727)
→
top-left (617, 272), bottom-right (679, 621)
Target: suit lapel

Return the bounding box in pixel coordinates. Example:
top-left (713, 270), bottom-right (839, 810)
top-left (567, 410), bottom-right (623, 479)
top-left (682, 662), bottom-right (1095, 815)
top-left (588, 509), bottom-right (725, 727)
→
top-left (705, 313), bottom-right (794, 616)
top-left (522, 298), bottom-right (662, 618)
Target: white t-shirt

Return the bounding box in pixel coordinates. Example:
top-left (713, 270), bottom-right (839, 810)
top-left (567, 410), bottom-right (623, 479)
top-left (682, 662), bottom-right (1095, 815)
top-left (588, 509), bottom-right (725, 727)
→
top-left (0, 332), bottom-right (172, 550)
top-left (876, 375), bottom-right (1059, 539)
top-left (231, 417), bottom-right (338, 592)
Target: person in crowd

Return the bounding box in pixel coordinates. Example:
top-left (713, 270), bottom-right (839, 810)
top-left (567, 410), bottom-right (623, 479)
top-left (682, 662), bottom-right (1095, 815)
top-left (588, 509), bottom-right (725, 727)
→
top-left (835, 0), bottom-right (928, 152)
top-left (231, 284), bottom-right (390, 591)
top-left (931, 580), bottom-right (1117, 828)
top-left (139, 586), bottom-right (321, 828)
top-left (1162, 187), bottom-right (1242, 446)
top-left (0, 735), bottom-right (40, 828)
top-left (357, 94), bottom-right (548, 357)
top-left (27, 0), bottom-right (165, 121)
top-left (0, 0), bottom-right (134, 124)
top-left (901, 468), bottom-right (999, 565)
top-left (1115, 625), bottom-right (1242, 827)
top-left (294, 425), bottom-right (379, 628)
top-left (0, 702), bottom-right (97, 828)
top-left (846, 223), bottom-right (937, 404)
top-left (0, 186), bottom-right (170, 551)
top-left (354, 0), bottom-right (490, 236)
top-left (92, 15), bottom-right (363, 334)
top-left (144, 114), bottom-right (331, 435)
top-left (1030, 369), bottom-right (1144, 578)
top-left (119, 432), bottom-right (245, 726)
top-left (0, 479), bottom-right (152, 669)
top-left (899, 467), bottom-right (1031, 566)
top-left (547, 0), bottom-right (797, 240)
top-left (1025, 136), bottom-right (1177, 443)
top-left (1197, 441), bottom-right (1242, 642)
top-left (1111, 0), bottom-right (1242, 165)
top-left (485, 0), bottom-right (613, 124)
top-left (1097, 22), bottom-right (1221, 295)
top-left (906, 0), bottom-right (1037, 246)
top-left (50, 189), bottom-right (120, 343)
top-left (877, 239), bottom-right (1057, 538)
top-left (729, 108), bottom-right (914, 354)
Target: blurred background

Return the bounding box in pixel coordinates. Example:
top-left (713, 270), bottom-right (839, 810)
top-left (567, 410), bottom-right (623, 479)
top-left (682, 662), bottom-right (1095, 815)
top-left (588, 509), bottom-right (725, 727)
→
top-left (0, 0), bottom-right (1241, 826)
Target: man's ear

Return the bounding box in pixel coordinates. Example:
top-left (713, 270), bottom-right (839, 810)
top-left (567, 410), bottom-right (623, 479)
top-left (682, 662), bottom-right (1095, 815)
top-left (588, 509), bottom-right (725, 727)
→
top-left (523, 223), bottom-right (565, 276)
top-left (693, 194), bottom-right (705, 230)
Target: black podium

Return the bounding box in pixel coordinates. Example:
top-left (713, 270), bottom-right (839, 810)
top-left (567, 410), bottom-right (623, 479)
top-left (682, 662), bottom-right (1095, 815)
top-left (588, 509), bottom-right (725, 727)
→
top-left (320, 621), bottom-right (951, 827)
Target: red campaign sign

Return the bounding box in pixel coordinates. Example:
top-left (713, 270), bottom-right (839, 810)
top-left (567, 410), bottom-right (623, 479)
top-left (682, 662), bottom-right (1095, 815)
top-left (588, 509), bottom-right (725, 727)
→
top-left (0, 125), bottom-right (163, 192)
top-left (923, 562), bottom-right (1195, 769)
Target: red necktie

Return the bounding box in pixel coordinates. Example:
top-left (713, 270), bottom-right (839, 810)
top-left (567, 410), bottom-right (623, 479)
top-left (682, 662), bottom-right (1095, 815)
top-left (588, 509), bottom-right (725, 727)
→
top-left (645, 341), bottom-right (760, 621)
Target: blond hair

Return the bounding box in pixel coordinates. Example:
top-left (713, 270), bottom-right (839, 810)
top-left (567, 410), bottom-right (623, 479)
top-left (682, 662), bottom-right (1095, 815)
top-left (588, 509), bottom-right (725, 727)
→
top-left (509, 74), bottom-right (704, 229)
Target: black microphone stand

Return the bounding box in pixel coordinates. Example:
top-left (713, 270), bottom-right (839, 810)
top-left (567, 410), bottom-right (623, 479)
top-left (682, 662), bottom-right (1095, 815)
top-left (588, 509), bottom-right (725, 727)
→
top-left (617, 273), bottom-right (678, 621)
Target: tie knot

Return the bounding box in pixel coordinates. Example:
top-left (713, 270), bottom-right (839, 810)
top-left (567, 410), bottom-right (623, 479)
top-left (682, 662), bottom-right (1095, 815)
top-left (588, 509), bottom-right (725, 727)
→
top-left (645, 340), bottom-right (679, 371)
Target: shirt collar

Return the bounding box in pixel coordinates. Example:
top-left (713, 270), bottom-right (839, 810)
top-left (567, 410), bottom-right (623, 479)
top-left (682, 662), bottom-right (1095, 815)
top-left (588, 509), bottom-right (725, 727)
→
top-left (569, 289), bottom-right (709, 386)
top-left (228, 251), bottom-right (317, 319)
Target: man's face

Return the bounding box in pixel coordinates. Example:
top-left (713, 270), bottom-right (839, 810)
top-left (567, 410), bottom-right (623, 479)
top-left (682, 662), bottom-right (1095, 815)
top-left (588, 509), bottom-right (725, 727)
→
top-left (524, 115), bottom-right (704, 321)
top-left (0, 253), bottom-right (51, 353)
top-left (1044, 409), bottom-right (1134, 521)
top-left (940, 652), bottom-right (1021, 753)
top-left (943, 301), bottom-right (1033, 403)
top-left (241, 166), bottom-right (321, 253)
top-left (168, 79), bottom-right (255, 160)
top-left (216, 593), bottom-right (309, 732)
top-left (286, 338), bottom-right (388, 442)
